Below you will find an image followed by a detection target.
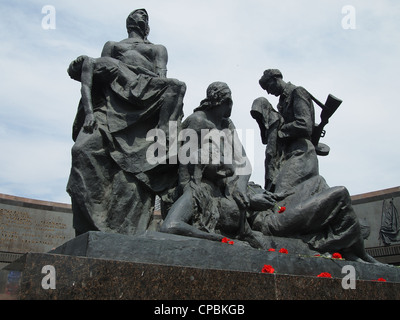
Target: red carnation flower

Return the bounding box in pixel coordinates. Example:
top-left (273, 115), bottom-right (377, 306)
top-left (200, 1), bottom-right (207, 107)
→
top-left (317, 272), bottom-right (332, 278)
top-left (279, 248), bottom-right (288, 254)
top-left (377, 278), bottom-right (386, 282)
top-left (221, 237), bottom-right (234, 245)
top-left (278, 206), bottom-right (286, 213)
top-left (268, 248), bottom-right (276, 252)
top-left (221, 237), bottom-right (229, 243)
top-left (261, 265), bottom-right (275, 274)
top-left (332, 252), bottom-right (342, 259)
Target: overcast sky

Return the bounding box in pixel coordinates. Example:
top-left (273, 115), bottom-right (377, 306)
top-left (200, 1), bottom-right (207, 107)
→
top-left (0, 0), bottom-right (399, 204)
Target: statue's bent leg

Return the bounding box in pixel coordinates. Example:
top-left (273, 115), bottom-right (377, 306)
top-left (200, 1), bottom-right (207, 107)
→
top-left (259, 186), bottom-right (371, 258)
top-left (152, 78), bottom-right (186, 132)
top-left (160, 188), bottom-right (224, 242)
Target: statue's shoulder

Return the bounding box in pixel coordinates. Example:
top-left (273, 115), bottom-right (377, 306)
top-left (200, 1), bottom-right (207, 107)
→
top-left (292, 85), bottom-right (311, 99)
top-left (153, 43), bottom-right (167, 51)
top-left (153, 43), bottom-right (168, 60)
top-left (183, 111), bottom-right (205, 125)
top-left (183, 112), bottom-right (211, 131)
top-left (101, 40), bottom-right (118, 57)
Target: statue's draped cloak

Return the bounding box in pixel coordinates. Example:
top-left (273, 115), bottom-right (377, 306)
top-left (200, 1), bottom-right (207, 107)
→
top-left (67, 60), bottom-right (185, 235)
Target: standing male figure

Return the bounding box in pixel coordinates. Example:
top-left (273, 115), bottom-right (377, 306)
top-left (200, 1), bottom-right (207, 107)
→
top-left (250, 69), bottom-right (377, 262)
top-left (252, 69), bottom-right (317, 193)
top-left (67, 9), bottom-right (186, 236)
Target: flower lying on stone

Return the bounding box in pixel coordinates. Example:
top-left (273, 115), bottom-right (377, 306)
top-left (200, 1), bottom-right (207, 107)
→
top-left (332, 252), bottom-right (343, 259)
top-left (375, 278), bottom-right (387, 282)
top-left (317, 272), bottom-right (332, 278)
top-left (221, 237), bottom-right (234, 245)
top-left (261, 265), bottom-right (275, 274)
top-left (267, 248), bottom-right (288, 254)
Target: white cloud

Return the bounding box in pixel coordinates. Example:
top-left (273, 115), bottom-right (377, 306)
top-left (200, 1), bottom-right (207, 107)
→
top-left (0, 0), bottom-right (399, 203)
top-left (0, 124), bottom-right (73, 203)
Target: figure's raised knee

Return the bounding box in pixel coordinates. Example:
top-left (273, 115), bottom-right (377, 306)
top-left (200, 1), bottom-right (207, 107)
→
top-left (160, 220), bottom-right (181, 234)
top-left (166, 78), bottom-right (187, 92)
top-left (326, 186), bottom-right (351, 205)
top-left (159, 221), bottom-right (172, 233)
top-left (332, 185), bottom-right (350, 197)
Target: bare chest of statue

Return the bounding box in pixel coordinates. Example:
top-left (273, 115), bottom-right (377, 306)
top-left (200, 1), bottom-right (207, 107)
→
top-left (112, 40), bottom-right (157, 73)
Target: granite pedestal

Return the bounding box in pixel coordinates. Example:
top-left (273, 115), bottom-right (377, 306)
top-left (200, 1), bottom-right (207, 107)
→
top-left (2, 231), bottom-right (400, 300)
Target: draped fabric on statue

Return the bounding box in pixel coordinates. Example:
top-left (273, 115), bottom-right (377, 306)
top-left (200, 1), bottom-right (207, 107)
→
top-left (67, 60), bottom-right (186, 235)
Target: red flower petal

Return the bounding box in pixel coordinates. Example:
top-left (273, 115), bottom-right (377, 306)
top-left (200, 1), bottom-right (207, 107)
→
top-left (332, 252), bottom-right (343, 259)
top-left (268, 248), bottom-right (276, 252)
top-left (279, 248), bottom-right (288, 254)
top-left (377, 278), bottom-right (386, 282)
top-left (221, 237), bottom-right (230, 243)
top-left (228, 240), bottom-right (234, 245)
top-left (261, 265), bottom-right (275, 274)
top-left (317, 272), bottom-right (332, 278)
top-left (278, 206), bottom-right (286, 213)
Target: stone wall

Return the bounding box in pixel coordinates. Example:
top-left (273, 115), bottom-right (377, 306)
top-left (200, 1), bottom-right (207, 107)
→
top-left (0, 194), bottom-right (74, 269)
top-left (351, 187), bottom-right (400, 264)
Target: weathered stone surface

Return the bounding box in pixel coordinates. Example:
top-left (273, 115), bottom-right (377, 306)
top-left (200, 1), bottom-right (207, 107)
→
top-left (50, 231), bottom-right (400, 282)
top-left (0, 193), bottom-right (73, 254)
top-left (3, 250), bottom-right (400, 301)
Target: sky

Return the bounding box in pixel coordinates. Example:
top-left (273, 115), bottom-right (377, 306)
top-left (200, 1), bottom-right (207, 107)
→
top-left (0, 0), bottom-right (399, 204)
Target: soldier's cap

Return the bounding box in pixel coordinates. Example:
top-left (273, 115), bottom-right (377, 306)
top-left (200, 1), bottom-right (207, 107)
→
top-left (259, 69), bottom-right (283, 89)
top-left (261, 69), bottom-right (283, 81)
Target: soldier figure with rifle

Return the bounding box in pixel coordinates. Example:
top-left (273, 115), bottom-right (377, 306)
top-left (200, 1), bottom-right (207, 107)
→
top-left (252, 69), bottom-right (341, 191)
top-left (250, 69), bottom-right (377, 262)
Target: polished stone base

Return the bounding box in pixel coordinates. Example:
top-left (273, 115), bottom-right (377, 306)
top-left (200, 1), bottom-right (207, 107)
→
top-left (50, 231), bottom-right (400, 282)
top-left (2, 231), bottom-right (400, 300)
top-left (2, 251), bottom-right (400, 300)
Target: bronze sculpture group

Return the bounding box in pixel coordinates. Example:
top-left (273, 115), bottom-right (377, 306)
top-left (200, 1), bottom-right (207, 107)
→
top-left (67, 9), bottom-right (377, 263)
